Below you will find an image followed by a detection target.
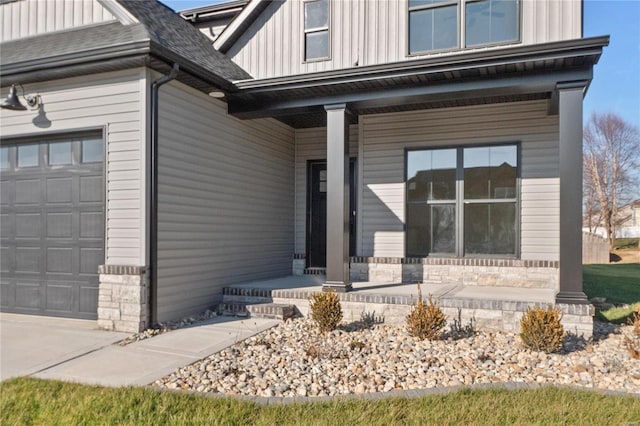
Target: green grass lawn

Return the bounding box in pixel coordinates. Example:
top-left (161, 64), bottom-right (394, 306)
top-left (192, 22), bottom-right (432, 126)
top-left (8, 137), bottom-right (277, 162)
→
top-left (1, 378), bottom-right (638, 425)
top-left (583, 263), bottom-right (640, 323)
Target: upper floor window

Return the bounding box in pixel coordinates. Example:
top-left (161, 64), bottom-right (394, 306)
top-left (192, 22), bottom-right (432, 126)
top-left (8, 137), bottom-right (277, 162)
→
top-left (304, 0), bottom-right (330, 61)
top-left (409, 0), bottom-right (519, 55)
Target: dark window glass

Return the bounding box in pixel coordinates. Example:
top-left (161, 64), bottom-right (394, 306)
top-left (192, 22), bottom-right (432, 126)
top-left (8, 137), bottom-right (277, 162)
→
top-left (464, 145), bottom-right (517, 199)
top-left (305, 31), bottom-right (329, 60)
top-left (0, 147), bottom-right (9, 170)
top-left (304, 0), bottom-right (328, 28)
top-left (49, 141), bottom-right (72, 165)
top-left (406, 144), bottom-right (518, 257)
top-left (407, 149), bottom-right (456, 201)
top-left (82, 138), bottom-right (103, 163)
top-left (464, 203), bottom-right (516, 254)
top-left (409, 5), bottom-right (457, 54)
top-left (466, 0), bottom-right (518, 47)
top-left (407, 203), bottom-right (456, 256)
top-left (17, 145), bottom-right (38, 168)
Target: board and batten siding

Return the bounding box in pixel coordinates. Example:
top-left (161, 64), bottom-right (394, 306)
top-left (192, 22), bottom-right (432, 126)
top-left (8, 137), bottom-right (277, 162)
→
top-left (0, 0), bottom-right (116, 42)
top-left (360, 99), bottom-right (560, 261)
top-left (156, 80), bottom-right (294, 322)
top-left (0, 68), bottom-right (147, 266)
top-left (293, 125), bottom-right (358, 255)
top-left (227, 0), bottom-right (581, 80)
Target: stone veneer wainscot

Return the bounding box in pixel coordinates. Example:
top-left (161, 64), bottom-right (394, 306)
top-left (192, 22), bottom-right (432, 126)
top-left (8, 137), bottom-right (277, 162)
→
top-left (97, 265), bottom-right (149, 333)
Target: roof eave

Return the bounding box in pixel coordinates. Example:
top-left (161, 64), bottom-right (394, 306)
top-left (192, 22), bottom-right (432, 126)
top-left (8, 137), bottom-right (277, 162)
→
top-left (234, 35), bottom-right (610, 92)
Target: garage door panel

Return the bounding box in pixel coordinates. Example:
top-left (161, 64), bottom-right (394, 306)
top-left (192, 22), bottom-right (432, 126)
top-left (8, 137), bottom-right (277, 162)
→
top-left (79, 286), bottom-right (99, 314)
top-left (15, 179), bottom-right (40, 204)
top-left (0, 282), bottom-right (13, 308)
top-left (15, 214), bottom-right (41, 239)
top-left (0, 181), bottom-right (13, 205)
top-left (46, 248), bottom-right (74, 274)
top-left (46, 283), bottom-right (75, 312)
top-left (47, 213), bottom-right (73, 238)
top-left (1, 213), bottom-right (12, 239)
top-left (15, 247), bottom-right (41, 273)
top-left (80, 212), bottom-right (104, 238)
top-left (15, 282), bottom-right (42, 309)
top-left (46, 177), bottom-right (73, 203)
top-left (80, 176), bottom-right (103, 202)
top-left (1, 246), bottom-right (11, 272)
top-left (80, 248), bottom-right (104, 274)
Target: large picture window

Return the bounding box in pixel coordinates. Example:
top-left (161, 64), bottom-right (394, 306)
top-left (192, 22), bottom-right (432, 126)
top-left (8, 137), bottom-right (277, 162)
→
top-left (408, 0), bottom-right (519, 55)
top-left (304, 0), bottom-right (330, 61)
top-left (406, 144), bottom-right (518, 257)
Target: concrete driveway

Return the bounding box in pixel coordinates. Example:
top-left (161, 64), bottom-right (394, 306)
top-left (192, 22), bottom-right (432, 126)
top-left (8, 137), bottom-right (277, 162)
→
top-left (0, 313), bottom-right (130, 381)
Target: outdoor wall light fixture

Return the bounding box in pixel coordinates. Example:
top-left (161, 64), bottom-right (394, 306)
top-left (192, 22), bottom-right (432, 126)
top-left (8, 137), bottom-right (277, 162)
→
top-left (1, 84), bottom-right (41, 111)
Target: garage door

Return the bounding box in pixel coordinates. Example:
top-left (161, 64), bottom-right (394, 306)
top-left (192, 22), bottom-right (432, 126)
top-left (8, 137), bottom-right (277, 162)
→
top-left (0, 134), bottom-right (105, 319)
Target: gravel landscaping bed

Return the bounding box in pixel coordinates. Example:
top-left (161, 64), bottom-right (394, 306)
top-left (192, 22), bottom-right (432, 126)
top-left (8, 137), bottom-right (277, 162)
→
top-left (153, 319), bottom-right (640, 396)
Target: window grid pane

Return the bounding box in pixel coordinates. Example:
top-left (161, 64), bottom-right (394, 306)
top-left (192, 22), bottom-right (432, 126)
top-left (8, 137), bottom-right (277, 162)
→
top-left (409, 5), bottom-right (457, 54)
top-left (305, 31), bottom-right (329, 60)
top-left (0, 147), bottom-right (9, 170)
top-left (465, 0), bottom-right (519, 47)
top-left (82, 138), bottom-right (103, 163)
top-left (304, 0), bottom-right (328, 29)
top-left (49, 141), bottom-right (72, 165)
top-left (17, 145), bottom-right (39, 168)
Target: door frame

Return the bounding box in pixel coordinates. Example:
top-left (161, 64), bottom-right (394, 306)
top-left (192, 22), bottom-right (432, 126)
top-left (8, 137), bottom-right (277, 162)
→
top-left (305, 158), bottom-right (357, 268)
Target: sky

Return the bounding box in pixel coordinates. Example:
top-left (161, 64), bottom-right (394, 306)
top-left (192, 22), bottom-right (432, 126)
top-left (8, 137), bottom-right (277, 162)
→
top-left (161, 0), bottom-right (640, 130)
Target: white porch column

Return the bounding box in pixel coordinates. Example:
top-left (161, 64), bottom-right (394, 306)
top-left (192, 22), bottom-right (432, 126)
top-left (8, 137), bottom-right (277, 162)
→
top-left (556, 81), bottom-right (589, 304)
top-left (323, 104), bottom-right (352, 292)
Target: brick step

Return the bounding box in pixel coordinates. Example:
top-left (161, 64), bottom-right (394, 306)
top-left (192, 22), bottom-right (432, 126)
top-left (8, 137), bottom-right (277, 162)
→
top-left (223, 287), bottom-right (275, 298)
top-left (304, 267), bottom-right (326, 275)
top-left (221, 294), bottom-right (273, 304)
top-left (217, 302), bottom-right (296, 320)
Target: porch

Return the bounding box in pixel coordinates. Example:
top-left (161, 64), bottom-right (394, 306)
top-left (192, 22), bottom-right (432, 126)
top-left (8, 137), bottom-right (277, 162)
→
top-left (218, 275), bottom-right (594, 336)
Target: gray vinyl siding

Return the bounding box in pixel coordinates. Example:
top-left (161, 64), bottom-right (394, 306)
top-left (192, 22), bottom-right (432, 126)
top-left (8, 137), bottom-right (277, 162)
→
top-left (0, 68), bottom-right (147, 266)
top-left (293, 126), bottom-right (358, 255)
top-left (156, 80), bottom-right (294, 322)
top-left (360, 99), bottom-right (559, 261)
top-left (0, 0), bottom-right (116, 42)
top-left (227, 0), bottom-right (581, 79)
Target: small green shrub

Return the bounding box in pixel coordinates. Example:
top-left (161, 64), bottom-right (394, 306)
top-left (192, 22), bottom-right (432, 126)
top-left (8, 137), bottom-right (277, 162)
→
top-left (309, 290), bottom-right (343, 333)
top-left (519, 306), bottom-right (565, 353)
top-left (406, 284), bottom-right (446, 340)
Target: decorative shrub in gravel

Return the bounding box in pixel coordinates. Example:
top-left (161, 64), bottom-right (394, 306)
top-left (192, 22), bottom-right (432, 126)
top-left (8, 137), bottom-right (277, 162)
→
top-left (519, 306), bottom-right (565, 353)
top-left (406, 284), bottom-right (446, 340)
top-left (309, 290), bottom-right (343, 333)
top-left (624, 306), bottom-right (640, 359)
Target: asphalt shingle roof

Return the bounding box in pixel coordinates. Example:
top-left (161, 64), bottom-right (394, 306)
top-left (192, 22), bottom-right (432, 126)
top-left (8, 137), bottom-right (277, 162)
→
top-left (1, 0), bottom-right (250, 85)
top-left (116, 0), bottom-right (250, 81)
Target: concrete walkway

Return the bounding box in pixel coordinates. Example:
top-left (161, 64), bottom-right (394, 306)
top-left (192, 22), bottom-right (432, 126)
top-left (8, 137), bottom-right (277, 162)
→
top-left (1, 313), bottom-right (278, 387)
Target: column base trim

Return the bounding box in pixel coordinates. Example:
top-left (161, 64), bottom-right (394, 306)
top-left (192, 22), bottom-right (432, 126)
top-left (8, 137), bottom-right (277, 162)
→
top-left (323, 281), bottom-right (353, 293)
top-left (555, 291), bottom-right (590, 304)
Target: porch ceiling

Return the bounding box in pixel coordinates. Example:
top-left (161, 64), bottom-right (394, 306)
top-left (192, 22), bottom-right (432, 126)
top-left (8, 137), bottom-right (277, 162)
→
top-left (227, 36), bottom-right (609, 128)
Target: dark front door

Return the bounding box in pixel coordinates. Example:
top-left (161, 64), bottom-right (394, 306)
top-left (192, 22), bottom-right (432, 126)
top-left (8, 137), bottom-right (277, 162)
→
top-left (306, 160), bottom-right (356, 268)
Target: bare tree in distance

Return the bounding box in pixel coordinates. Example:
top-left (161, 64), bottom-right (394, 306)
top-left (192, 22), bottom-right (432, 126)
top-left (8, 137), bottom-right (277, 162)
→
top-left (583, 112), bottom-right (639, 248)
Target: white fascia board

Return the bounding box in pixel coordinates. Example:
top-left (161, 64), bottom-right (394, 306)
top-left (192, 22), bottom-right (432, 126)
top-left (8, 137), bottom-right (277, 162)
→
top-left (97, 0), bottom-right (139, 25)
top-left (213, 0), bottom-right (267, 52)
